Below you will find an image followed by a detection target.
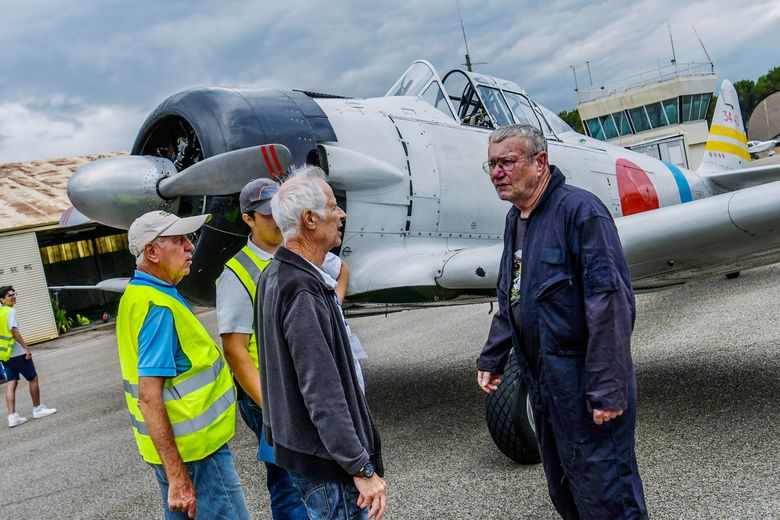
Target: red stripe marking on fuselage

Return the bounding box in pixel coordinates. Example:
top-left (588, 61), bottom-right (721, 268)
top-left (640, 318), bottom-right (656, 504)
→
top-left (616, 158), bottom-right (659, 216)
top-left (261, 146), bottom-right (278, 179)
top-left (269, 145), bottom-right (284, 176)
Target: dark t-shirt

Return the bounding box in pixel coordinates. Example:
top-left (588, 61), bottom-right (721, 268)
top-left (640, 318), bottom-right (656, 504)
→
top-left (510, 217), bottom-right (527, 328)
top-left (512, 217), bottom-right (540, 374)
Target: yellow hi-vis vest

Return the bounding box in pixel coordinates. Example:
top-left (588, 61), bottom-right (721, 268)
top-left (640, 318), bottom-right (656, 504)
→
top-left (116, 283), bottom-right (236, 464)
top-left (222, 246), bottom-right (272, 369)
top-left (0, 306), bottom-right (14, 362)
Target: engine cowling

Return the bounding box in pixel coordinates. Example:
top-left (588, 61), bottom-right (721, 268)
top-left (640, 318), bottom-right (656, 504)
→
top-left (131, 88), bottom-right (337, 305)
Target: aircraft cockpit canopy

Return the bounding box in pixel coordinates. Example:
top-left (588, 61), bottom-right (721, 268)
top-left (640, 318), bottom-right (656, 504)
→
top-left (386, 60), bottom-right (574, 137)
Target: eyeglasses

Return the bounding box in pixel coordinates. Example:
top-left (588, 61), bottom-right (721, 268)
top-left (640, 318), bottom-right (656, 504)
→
top-left (482, 152), bottom-right (540, 175)
top-left (5, 293), bottom-right (16, 298)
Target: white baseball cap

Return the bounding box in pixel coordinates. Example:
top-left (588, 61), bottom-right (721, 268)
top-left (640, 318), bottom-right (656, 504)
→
top-left (128, 211), bottom-right (212, 257)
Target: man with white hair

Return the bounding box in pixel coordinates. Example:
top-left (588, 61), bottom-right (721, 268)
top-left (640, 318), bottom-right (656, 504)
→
top-left (117, 210), bottom-right (249, 520)
top-left (256, 166), bottom-right (387, 520)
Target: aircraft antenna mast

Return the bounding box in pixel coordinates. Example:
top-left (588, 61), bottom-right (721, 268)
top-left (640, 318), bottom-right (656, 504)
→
top-left (668, 22), bottom-right (678, 70)
top-left (456, 0), bottom-right (485, 71)
top-left (692, 25), bottom-right (715, 73)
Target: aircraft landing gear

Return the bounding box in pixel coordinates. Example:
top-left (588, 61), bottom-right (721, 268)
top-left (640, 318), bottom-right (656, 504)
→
top-left (484, 351), bottom-right (541, 464)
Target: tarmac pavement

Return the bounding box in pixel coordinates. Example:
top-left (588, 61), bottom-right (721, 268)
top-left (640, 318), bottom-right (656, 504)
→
top-left (1, 264), bottom-right (778, 519)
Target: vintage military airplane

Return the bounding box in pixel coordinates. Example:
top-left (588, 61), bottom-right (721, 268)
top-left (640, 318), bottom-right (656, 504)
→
top-left (67, 59), bottom-right (780, 464)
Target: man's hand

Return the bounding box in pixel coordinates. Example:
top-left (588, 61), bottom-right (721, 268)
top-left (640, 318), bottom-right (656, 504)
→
top-left (138, 376), bottom-right (197, 518)
top-left (477, 370), bottom-right (502, 394)
top-left (23, 347), bottom-right (32, 360)
top-left (593, 408), bottom-right (623, 425)
top-left (167, 470), bottom-right (197, 518)
top-left (354, 474), bottom-right (387, 520)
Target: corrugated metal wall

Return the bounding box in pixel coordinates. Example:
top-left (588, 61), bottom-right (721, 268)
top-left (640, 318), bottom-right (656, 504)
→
top-left (0, 232), bottom-right (58, 344)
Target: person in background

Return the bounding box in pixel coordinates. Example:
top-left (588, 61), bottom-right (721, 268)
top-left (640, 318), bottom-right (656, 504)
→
top-left (0, 285), bottom-right (57, 428)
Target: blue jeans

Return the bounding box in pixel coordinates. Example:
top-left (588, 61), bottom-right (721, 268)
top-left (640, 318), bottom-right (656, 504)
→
top-left (287, 471), bottom-right (367, 520)
top-left (150, 444), bottom-right (250, 520)
top-left (237, 389), bottom-right (308, 520)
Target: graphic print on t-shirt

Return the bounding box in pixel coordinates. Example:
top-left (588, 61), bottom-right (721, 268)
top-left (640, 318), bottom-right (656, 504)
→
top-left (510, 249), bottom-right (522, 303)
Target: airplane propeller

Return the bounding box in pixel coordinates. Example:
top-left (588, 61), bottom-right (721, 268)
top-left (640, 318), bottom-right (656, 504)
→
top-left (158, 145), bottom-right (291, 197)
top-left (67, 144), bottom-right (292, 230)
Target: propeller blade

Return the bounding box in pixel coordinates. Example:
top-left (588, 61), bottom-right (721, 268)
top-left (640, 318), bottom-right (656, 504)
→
top-left (158, 144), bottom-right (292, 198)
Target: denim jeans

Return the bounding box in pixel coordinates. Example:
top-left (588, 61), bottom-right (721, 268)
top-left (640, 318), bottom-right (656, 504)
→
top-left (150, 444), bottom-right (250, 520)
top-left (287, 471), bottom-right (368, 520)
top-left (237, 389), bottom-right (308, 520)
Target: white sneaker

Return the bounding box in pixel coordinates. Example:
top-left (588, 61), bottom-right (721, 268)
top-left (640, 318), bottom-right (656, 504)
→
top-left (8, 413), bottom-right (28, 427)
top-left (33, 404), bottom-right (57, 419)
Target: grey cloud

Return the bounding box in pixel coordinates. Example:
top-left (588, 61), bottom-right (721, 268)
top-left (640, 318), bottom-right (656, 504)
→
top-left (1, 0), bottom-right (779, 162)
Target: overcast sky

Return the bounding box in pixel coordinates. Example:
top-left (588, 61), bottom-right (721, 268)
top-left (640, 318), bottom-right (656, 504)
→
top-left (1, 0), bottom-right (778, 163)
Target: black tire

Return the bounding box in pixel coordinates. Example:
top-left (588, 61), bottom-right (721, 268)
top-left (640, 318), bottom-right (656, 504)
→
top-left (725, 272), bottom-right (740, 279)
top-left (485, 351), bottom-right (541, 464)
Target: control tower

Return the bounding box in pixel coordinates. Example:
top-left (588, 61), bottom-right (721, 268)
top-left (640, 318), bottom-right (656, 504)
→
top-left (577, 62), bottom-right (717, 169)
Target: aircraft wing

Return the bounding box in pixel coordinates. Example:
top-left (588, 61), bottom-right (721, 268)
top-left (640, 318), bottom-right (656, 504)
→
top-left (49, 278), bottom-right (131, 293)
top-left (352, 179), bottom-right (780, 299)
top-left (618, 179), bottom-right (780, 289)
top-left (700, 161), bottom-right (780, 192)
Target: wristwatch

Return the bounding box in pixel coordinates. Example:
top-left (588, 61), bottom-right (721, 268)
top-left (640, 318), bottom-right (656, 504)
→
top-left (354, 462), bottom-right (375, 479)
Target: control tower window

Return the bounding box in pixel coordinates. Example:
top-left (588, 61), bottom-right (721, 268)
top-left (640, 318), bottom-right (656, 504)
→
top-left (663, 98), bottom-right (679, 124)
top-left (614, 111), bottom-right (633, 136)
top-left (628, 106), bottom-right (652, 132)
top-left (645, 101), bottom-right (669, 129)
top-left (585, 118), bottom-right (605, 140)
top-left (599, 114), bottom-right (619, 139)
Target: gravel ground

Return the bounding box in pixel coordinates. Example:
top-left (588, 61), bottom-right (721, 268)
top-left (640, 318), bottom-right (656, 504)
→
top-left (1, 264), bottom-right (778, 519)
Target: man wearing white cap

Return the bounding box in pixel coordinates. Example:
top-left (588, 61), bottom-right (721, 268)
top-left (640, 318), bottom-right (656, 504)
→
top-left (117, 211), bottom-right (249, 520)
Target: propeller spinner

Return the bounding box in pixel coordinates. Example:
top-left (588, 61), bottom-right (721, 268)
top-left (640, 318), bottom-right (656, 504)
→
top-left (67, 144), bottom-right (292, 229)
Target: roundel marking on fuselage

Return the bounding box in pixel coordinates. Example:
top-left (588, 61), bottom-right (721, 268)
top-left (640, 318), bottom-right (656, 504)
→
top-left (616, 158), bottom-right (660, 216)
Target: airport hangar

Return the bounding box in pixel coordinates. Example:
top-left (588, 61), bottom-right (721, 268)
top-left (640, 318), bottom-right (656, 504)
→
top-left (0, 154), bottom-right (133, 344)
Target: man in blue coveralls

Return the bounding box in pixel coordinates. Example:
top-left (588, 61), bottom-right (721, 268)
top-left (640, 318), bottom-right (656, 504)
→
top-left (477, 125), bottom-right (648, 519)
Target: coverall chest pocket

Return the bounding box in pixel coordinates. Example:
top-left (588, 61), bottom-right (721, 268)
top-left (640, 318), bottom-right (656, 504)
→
top-left (535, 248), bottom-right (586, 353)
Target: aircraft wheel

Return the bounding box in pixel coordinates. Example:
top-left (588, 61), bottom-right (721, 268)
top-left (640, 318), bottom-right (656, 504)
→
top-left (725, 272), bottom-right (740, 279)
top-left (484, 351), bottom-right (541, 464)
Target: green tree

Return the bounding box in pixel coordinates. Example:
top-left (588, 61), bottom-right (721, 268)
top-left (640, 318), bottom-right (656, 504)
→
top-left (754, 66), bottom-right (780, 105)
top-left (558, 109), bottom-right (583, 133)
top-left (733, 79), bottom-right (756, 125)
top-left (706, 94), bottom-right (718, 126)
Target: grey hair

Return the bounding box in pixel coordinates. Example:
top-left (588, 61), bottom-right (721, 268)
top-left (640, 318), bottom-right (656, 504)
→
top-left (488, 124), bottom-right (548, 154)
top-left (134, 237), bottom-right (163, 266)
top-left (271, 165), bottom-right (329, 243)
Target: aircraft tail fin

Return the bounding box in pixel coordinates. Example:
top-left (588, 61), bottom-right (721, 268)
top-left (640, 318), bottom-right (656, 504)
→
top-left (697, 79), bottom-right (750, 174)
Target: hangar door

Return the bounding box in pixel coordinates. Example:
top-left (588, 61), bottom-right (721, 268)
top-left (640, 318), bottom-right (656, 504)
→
top-left (0, 232), bottom-right (58, 344)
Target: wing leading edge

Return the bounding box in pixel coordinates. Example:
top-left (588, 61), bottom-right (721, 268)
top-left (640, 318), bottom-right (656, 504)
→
top-left (618, 179), bottom-right (780, 289)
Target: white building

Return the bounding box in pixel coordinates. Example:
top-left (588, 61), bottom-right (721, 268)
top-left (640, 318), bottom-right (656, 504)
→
top-left (577, 62), bottom-right (717, 170)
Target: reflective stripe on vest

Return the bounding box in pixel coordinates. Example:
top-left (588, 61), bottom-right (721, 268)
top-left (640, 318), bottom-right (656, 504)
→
top-left (129, 386), bottom-right (234, 437)
top-left (116, 283), bottom-right (236, 464)
top-left (0, 307), bottom-right (14, 362)
top-left (222, 246), bottom-right (271, 369)
top-left (122, 356), bottom-right (226, 401)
